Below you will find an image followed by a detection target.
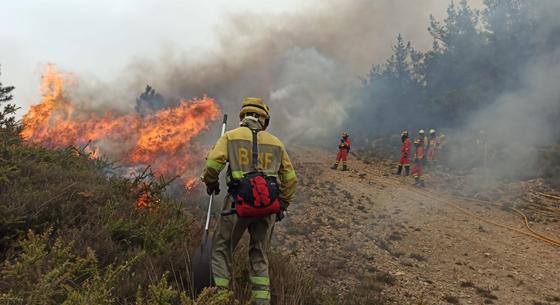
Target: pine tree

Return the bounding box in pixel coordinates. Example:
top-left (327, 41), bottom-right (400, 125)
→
top-left (0, 66), bottom-right (18, 144)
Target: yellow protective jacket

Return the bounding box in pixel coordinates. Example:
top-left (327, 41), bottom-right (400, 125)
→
top-left (201, 120), bottom-right (297, 204)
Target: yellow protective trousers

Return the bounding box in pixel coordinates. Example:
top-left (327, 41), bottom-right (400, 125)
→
top-left (212, 196), bottom-right (276, 305)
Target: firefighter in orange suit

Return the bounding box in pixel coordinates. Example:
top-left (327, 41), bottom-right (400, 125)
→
top-left (395, 130), bottom-right (411, 176)
top-left (331, 132), bottom-right (351, 171)
top-left (411, 135), bottom-right (425, 187)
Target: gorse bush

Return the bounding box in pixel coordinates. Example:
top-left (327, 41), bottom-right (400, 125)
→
top-left (0, 229), bottom-right (139, 305)
top-left (0, 229), bottom-right (241, 305)
top-left (0, 140), bottom-right (200, 302)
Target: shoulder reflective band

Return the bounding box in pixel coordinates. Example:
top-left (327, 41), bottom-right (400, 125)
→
top-left (281, 170), bottom-right (296, 181)
top-left (206, 159), bottom-right (225, 171)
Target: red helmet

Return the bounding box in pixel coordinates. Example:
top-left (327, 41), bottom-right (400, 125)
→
top-left (401, 130), bottom-right (409, 137)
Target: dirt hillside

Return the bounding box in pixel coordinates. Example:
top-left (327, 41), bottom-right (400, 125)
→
top-left (273, 147), bottom-right (560, 305)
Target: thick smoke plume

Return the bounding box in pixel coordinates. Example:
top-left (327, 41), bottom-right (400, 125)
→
top-left (123, 0), bottom-right (475, 143)
top-left (444, 0), bottom-right (560, 181)
top-left (23, 0), bottom-right (559, 184)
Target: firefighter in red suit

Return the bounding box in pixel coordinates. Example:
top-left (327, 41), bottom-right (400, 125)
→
top-left (411, 136), bottom-right (425, 187)
top-left (331, 132), bottom-right (351, 171)
top-left (395, 130), bottom-right (411, 176)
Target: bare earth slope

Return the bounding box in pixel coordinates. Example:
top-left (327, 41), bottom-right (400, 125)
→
top-left (273, 147), bottom-right (560, 305)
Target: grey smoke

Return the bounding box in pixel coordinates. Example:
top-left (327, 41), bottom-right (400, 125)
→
top-left (439, 0), bottom-right (560, 181)
top-left (464, 45), bottom-right (560, 179)
top-left (121, 0), bottom-right (484, 144)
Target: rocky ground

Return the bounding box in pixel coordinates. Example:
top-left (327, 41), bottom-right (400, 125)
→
top-left (272, 147), bottom-right (560, 305)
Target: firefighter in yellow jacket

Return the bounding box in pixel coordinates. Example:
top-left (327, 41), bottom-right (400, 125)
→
top-left (201, 97), bottom-right (297, 304)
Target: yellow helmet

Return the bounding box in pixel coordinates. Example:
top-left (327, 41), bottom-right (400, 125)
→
top-left (239, 97), bottom-right (270, 120)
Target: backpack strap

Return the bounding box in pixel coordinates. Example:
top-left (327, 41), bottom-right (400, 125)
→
top-left (251, 129), bottom-right (259, 171)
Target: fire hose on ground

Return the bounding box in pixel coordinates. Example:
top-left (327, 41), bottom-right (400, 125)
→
top-left (396, 178), bottom-right (560, 247)
top-left (355, 163), bottom-right (560, 248)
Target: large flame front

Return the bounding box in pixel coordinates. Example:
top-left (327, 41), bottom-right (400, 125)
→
top-left (21, 65), bottom-right (220, 189)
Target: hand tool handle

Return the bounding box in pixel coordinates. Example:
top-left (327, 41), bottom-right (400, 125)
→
top-left (203, 114), bottom-right (228, 241)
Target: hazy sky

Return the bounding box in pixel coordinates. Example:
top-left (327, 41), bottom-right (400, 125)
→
top-left (1, 0), bottom-right (483, 113)
top-left (1, 0), bottom-right (303, 110)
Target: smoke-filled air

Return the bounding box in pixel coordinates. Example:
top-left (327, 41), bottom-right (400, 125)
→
top-left (2, 0), bottom-right (560, 304)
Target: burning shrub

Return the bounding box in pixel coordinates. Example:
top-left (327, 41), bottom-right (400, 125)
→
top-left (20, 65), bottom-right (220, 187)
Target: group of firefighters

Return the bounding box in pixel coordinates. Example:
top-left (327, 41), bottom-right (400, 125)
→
top-left (394, 129), bottom-right (443, 187)
top-left (331, 129), bottom-right (443, 187)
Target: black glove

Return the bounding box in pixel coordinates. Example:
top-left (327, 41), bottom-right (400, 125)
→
top-left (206, 182), bottom-right (220, 196)
top-left (276, 199), bottom-right (289, 222)
top-left (276, 211), bottom-right (285, 222)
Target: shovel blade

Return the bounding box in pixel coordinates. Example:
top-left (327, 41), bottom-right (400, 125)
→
top-left (192, 235), bottom-right (213, 297)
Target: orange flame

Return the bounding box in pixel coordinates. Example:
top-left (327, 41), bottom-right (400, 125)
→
top-left (21, 65), bottom-right (220, 194)
top-left (135, 188), bottom-right (161, 209)
top-left (183, 176), bottom-right (198, 191)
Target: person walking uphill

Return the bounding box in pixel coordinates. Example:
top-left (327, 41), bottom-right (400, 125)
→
top-left (395, 130), bottom-right (411, 176)
top-left (331, 132), bottom-right (351, 171)
top-left (201, 97), bottom-right (297, 305)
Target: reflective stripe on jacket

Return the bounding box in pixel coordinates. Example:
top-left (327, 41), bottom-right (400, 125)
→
top-left (202, 124), bottom-right (297, 204)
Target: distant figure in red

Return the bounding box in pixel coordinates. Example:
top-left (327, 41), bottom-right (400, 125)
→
top-left (331, 132), bottom-right (351, 171)
top-left (395, 130), bottom-right (411, 176)
top-left (411, 133), bottom-right (425, 187)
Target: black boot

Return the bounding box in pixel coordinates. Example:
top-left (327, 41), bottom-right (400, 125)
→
top-left (331, 163), bottom-right (338, 170)
top-left (419, 179), bottom-right (425, 187)
top-left (414, 176), bottom-right (420, 186)
top-left (404, 166), bottom-right (410, 176)
top-left (342, 164), bottom-right (348, 171)
top-left (395, 165), bottom-right (403, 176)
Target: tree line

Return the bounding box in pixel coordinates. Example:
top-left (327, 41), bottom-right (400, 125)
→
top-left (353, 0), bottom-right (560, 142)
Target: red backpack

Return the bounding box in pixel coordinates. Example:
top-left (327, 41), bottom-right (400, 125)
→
top-left (227, 129), bottom-right (281, 217)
